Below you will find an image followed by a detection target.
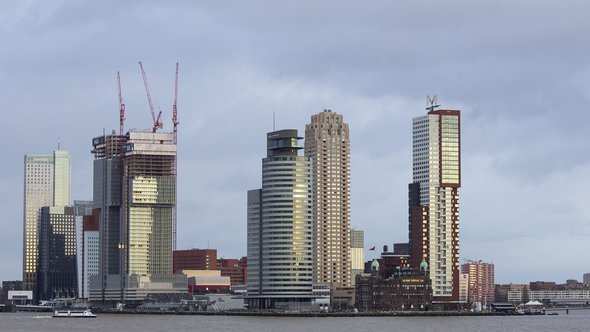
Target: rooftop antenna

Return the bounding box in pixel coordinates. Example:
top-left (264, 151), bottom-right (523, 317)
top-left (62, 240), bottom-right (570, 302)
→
top-left (57, 137), bottom-right (61, 150)
top-left (426, 94), bottom-right (440, 112)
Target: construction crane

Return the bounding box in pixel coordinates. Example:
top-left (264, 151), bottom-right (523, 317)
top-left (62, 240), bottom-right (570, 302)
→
top-left (117, 71), bottom-right (125, 139)
top-left (139, 61), bottom-right (163, 132)
top-left (172, 62), bottom-right (179, 144)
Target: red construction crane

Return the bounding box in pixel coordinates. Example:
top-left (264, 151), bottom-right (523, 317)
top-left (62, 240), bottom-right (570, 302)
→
top-left (172, 62), bottom-right (179, 144)
top-left (117, 71), bottom-right (125, 139)
top-left (139, 61), bottom-right (163, 133)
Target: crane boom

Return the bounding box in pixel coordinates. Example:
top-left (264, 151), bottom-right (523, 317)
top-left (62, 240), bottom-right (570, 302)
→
top-left (172, 62), bottom-right (179, 144)
top-left (139, 61), bottom-right (163, 132)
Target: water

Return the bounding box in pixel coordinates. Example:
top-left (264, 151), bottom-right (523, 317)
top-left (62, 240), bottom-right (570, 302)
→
top-left (2, 311), bottom-right (590, 332)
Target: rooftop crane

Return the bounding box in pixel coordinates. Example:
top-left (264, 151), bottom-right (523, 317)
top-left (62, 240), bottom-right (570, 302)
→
top-left (139, 61), bottom-right (163, 132)
top-left (117, 71), bottom-right (125, 139)
top-left (172, 62), bottom-right (179, 144)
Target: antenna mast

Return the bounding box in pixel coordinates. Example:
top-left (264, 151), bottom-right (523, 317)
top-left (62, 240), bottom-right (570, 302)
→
top-left (426, 94), bottom-right (440, 112)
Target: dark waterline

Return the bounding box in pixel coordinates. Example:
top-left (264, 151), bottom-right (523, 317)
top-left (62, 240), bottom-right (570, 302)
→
top-left (2, 311), bottom-right (590, 332)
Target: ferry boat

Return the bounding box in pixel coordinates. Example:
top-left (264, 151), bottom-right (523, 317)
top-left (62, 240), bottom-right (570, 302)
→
top-left (52, 309), bottom-right (97, 318)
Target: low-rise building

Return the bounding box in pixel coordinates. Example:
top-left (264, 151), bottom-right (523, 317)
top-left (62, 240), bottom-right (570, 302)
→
top-left (355, 260), bottom-right (432, 311)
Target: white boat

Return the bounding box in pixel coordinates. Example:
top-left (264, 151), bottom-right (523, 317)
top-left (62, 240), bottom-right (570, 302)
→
top-left (52, 309), bottom-right (97, 318)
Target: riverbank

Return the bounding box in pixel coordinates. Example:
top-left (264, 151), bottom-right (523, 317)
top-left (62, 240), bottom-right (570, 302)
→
top-left (102, 309), bottom-right (513, 317)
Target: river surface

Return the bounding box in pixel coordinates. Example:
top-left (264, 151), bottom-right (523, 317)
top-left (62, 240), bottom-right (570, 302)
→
top-left (1, 311), bottom-right (590, 332)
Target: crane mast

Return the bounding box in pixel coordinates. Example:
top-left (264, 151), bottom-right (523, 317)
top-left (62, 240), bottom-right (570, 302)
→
top-left (139, 61), bottom-right (163, 132)
top-left (117, 71), bottom-right (125, 139)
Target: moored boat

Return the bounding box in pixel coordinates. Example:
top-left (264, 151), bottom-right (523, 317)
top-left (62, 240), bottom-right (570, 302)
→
top-left (52, 309), bottom-right (97, 318)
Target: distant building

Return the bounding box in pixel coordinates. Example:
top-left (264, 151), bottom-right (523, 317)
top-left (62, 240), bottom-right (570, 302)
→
top-left (246, 129), bottom-right (314, 310)
top-left (173, 249), bottom-right (217, 273)
top-left (37, 206), bottom-right (77, 300)
top-left (217, 257), bottom-right (247, 286)
top-left (23, 150), bottom-right (71, 299)
top-left (355, 261), bottom-right (432, 311)
top-left (350, 230), bottom-right (365, 281)
top-left (81, 209), bottom-right (99, 300)
top-left (584, 273), bottom-right (590, 286)
top-left (73, 200), bottom-right (93, 299)
top-left (459, 273), bottom-right (469, 303)
top-left (379, 247), bottom-right (410, 279)
top-left (409, 107), bottom-right (461, 302)
top-left (508, 289), bottom-right (590, 305)
top-left (183, 270), bottom-right (231, 294)
top-left (393, 243), bottom-right (409, 256)
top-left (461, 260), bottom-right (495, 305)
top-left (1, 281), bottom-right (23, 304)
top-left (529, 281), bottom-right (557, 291)
top-left (494, 284), bottom-right (525, 302)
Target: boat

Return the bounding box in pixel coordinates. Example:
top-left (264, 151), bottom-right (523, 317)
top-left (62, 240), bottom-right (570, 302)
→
top-left (53, 309), bottom-right (97, 318)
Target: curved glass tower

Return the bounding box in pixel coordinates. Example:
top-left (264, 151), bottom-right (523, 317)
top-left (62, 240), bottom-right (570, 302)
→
top-left (247, 129), bottom-right (314, 308)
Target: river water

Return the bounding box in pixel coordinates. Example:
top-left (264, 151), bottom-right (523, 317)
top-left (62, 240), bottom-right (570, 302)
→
top-left (1, 311), bottom-right (590, 331)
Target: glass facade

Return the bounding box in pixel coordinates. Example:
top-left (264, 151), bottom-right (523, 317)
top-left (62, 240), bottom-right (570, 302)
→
top-left (23, 151), bottom-right (71, 298)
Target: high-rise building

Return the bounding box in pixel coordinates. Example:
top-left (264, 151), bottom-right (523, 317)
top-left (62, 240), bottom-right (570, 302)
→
top-left (350, 230), bottom-right (365, 281)
top-left (304, 110), bottom-right (351, 289)
top-left (37, 206), bottom-right (76, 300)
top-left (73, 200), bottom-right (93, 299)
top-left (246, 129), bottom-right (314, 310)
top-left (23, 150), bottom-right (71, 297)
top-left (461, 260), bottom-right (495, 305)
top-left (80, 209), bottom-right (99, 300)
top-left (583, 273), bottom-right (590, 286)
top-left (90, 130), bottom-right (186, 305)
top-left (409, 107), bottom-right (461, 302)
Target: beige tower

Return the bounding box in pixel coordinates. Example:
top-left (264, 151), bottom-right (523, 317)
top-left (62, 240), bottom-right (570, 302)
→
top-left (305, 110), bottom-right (351, 293)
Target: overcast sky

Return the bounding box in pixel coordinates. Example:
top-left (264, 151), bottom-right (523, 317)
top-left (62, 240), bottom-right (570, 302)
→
top-left (1, 1), bottom-right (589, 285)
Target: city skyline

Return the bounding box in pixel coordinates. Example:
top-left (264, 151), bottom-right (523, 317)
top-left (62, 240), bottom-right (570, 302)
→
top-left (1, 1), bottom-right (590, 285)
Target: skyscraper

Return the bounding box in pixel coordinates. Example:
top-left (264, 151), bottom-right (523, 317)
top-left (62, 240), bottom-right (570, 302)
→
top-left (304, 110), bottom-right (351, 289)
top-left (23, 150), bottom-right (71, 297)
top-left (90, 130), bottom-right (185, 305)
top-left (409, 106), bottom-right (461, 302)
top-left (37, 206), bottom-right (76, 300)
top-left (246, 129), bottom-right (314, 310)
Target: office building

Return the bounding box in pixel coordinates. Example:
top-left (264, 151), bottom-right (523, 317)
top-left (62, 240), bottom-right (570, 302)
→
top-left (74, 200), bottom-right (93, 299)
top-left (584, 273), bottom-right (590, 286)
top-left (461, 260), bottom-right (494, 305)
top-left (304, 110), bottom-right (351, 289)
top-left (246, 129), bottom-right (314, 310)
top-left (173, 249), bottom-right (217, 273)
top-left (23, 150), bottom-right (71, 298)
top-left (37, 206), bottom-right (76, 300)
top-left (89, 130), bottom-right (186, 306)
top-left (217, 257), bottom-right (247, 286)
top-left (80, 209), bottom-right (99, 300)
top-left (409, 106), bottom-right (461, 302)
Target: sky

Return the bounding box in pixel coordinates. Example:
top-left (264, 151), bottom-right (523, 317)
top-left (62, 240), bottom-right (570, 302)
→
top-left (1, 0), bottom-right (589, 285)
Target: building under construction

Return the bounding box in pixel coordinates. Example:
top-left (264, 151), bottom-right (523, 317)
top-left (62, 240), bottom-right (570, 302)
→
top-left (89, 63), bottom-right (186, 307)
top-left (89, 130), bottom-right (186, 306)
